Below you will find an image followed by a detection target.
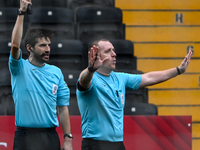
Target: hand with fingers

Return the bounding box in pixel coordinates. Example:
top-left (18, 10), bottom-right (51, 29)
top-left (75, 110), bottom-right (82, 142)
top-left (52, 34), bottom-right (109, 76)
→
top-left (178, 50), bottom-right (193, 74)
top-left (87, 45), bottom-right (108, 72)
top-left (20, 0), bottom-right (32, 12)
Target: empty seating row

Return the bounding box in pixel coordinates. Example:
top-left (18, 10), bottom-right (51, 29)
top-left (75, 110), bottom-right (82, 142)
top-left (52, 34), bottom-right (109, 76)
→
top-left (0, 0), bottom-right (115, 8)
top-left (0, 38), bottom-right (137, 71)
top-left (0, 6), bottom-right (125, 45)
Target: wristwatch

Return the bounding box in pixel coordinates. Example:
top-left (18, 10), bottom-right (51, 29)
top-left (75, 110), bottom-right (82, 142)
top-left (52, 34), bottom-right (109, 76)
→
top-left (17, 9), bottom-right (26, 15)
top-left (64, 133), bottom-right (73, 139)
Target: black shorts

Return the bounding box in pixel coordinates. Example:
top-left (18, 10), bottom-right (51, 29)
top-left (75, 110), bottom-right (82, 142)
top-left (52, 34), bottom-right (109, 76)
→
top-left (13, 127), bottom-right (60, 150)
top-left (82, 138), bottom-right (126, 150)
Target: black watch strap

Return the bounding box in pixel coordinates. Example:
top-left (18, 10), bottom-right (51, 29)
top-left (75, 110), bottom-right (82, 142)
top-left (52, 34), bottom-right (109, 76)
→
top-left (64, 133), bottom-right (73, 139)
top-left (17, 9), bottom-right (26, 15)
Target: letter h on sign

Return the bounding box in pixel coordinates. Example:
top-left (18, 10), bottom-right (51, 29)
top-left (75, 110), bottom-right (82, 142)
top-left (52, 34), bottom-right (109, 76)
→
top-left (175, 13), bottom-right (183, 23)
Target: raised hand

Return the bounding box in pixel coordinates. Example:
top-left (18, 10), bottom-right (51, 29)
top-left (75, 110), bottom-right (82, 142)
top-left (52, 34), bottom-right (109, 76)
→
top-left (88, 45), bottom-right (108, 72)
top-left (20, 0), bottom-right (32, 12)
top-left (179, 50), bottom-right (193, 74)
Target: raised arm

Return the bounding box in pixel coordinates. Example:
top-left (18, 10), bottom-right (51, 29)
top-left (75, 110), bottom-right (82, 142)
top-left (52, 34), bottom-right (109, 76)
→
top-left (78, 45), bottom-right (108, 89)
top-left (11, 0), bottom-right (31, 59)
top-left (139, 50), bottom-right (193, 88)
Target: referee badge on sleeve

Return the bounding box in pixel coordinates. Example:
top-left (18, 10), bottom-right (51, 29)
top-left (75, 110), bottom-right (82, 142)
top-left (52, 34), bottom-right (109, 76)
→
top-left (52, 84), bottom-right (58, 95)
top-left (121, 94), bottom-right (124, 105)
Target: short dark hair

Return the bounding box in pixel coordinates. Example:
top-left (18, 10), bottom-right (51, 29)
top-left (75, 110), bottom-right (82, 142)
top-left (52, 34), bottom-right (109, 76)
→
top-left (24, 27), bottom-right (54, 49)
top-left (88, 39), bottom-right (109, 51)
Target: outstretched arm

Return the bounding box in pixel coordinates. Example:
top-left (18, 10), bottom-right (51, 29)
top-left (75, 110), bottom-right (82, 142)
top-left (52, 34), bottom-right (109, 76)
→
top-left (139, 50), bottom-right (193, 88)
top-left (78, 45), bottom-right (108, 89)
top-left (11, 0), bottom-right (31, 59)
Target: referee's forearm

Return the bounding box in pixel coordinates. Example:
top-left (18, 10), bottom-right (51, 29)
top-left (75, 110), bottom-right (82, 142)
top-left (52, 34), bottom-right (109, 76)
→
top-left (58, 106), bottom-right (71, 134)
top-left (79, 68), bottom-right (94, 89)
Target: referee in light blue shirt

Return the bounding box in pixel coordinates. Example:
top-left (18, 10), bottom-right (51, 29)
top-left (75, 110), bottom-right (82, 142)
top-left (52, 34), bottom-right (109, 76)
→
top-left (9, 0), bottom-right (73, 150)
top-left (77, 39), bottom-right (192, 150)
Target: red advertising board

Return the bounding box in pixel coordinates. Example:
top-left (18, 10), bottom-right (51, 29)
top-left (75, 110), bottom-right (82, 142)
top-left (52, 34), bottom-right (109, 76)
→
top-left (0, 116), bottom-right (191, 150)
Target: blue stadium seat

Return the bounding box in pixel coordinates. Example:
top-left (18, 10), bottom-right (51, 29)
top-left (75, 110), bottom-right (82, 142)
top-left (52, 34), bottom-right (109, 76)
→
top-left (67, 0), bottom-right (115, 10)
top-left (0, 39), bottom-right (12, 86)
top-left (110, 39), bottom-right (137, 70)
top-left (29, 7), bottom-right (75, 40)
top-left (0, 86), bottom-right (14, 115)
top-left (125, 88), bottom-right (149, 103)
top-left (48, 39), bottom-right (87, 70)
top-left (0, 61), bottom-right (11, 86)
top-left (0, 7), bottom-right (28, 39)
top-left (68, 95), bottom-right (80, 115)
top-left (0, 0), bottom-right (19, 7)
top-left (32, 0), bottom-right (67, 7)
top-left (76, 6), bottom-right (125, 45)
top-left (124, 103), bottom-right (158, 115)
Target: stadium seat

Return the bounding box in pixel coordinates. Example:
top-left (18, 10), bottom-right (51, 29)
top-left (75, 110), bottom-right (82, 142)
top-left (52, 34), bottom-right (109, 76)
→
top-left (124, 103), bottom-right (158, 115)
top-left (125, 88), bottom-right (149, 103)
top-left (0, 86), bottom-right (14, 115)
top-left (0, 7), bottom-right (28, 39)
top-left (29, 7), bottom-right (75, 40)
top-left (0, 39), bottom-right (12, 86)
top-left (32, 0), bottom-right (67, 7)
top-left (4, 93), bottom-right (15, 115)
top-left (67, 0), bottom-right (115, 10)
top-left (110, 39), bottom-right (134, 55)
top-left (0, 61), bottom-right (11, 86)
top-left (48, 39), bottom-right (87, 70)
top-left (62, 69), bottom-right (81, 95)
top-left (61, 69), bottom-right (81, 116)
top-left (68, 95), bottom-right (80, 115)
top-left (0, 7), bottom-right (17, 22)
top-left (0, 0), bottom-right (19, 7)
top-left (76, 6), bottom-right (125, 45)
top-left (0, 38), bottom-right (11, 57)
top-left (76, 6), bottom-right (122, 23)
top-left (110, 39), bottom-right (137, 70)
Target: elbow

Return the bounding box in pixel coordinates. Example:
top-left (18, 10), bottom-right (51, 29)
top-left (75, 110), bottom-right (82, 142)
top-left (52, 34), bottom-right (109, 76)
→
top-left (11, 43), bottom-right (20, 51)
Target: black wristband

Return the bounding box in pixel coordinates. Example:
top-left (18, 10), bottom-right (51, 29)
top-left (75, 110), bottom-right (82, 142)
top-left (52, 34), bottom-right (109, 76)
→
top-left (87, 66), bottom-right (96, 73)
top-left (64, 133), bottom-right (73, 139)
top-left (17, 9), bottom-right (26, 15)
top-left (176, 67), bottom-right (181, 75)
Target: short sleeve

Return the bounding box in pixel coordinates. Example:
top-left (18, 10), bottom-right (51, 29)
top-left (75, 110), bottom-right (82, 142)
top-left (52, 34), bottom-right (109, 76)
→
top-left (57, 71), bottom-right (70, 106)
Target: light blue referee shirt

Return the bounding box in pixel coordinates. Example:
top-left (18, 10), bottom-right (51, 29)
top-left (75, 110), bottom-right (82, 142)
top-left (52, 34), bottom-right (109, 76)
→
top-left (9, 50), bottom-right (70, 128)
top-left (77, 71), bottom-right (142, 142)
